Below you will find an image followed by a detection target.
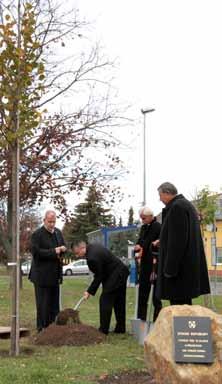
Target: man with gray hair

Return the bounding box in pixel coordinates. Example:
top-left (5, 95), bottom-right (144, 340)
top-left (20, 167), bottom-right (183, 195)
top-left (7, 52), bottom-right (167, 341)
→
top-left (154, 182), bottom-right (210, 305)
top-left (134, 206), bottom-right (162, 321)
top-left (29, 210), bottom-right (66, 332)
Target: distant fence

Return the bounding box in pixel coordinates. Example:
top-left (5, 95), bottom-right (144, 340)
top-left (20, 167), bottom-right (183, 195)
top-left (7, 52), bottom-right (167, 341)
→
top-left (87, 225), bottom-right (140, 258)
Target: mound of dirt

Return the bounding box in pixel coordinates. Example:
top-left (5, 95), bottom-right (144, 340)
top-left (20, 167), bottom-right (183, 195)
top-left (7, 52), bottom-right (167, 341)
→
top-left (55, 308), bottom-right (81, 325)
top-left (98, 370), bottom-right (156, 384)
top-left (33, 323), bottom-right (106, 346)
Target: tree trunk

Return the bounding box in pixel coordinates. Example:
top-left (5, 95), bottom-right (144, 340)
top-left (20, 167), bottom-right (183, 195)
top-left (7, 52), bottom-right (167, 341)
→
top-left (10, 141), bottom-right (20, 356)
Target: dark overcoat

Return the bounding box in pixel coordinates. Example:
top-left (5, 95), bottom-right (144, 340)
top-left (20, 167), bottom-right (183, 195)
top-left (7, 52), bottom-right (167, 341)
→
top-left (137, 219), bottom-right (161, 278)
top-left (156, 194), bottom-right (210, 300)
top-left (29, 226), bottom-right (65, 287)
top-left (86, 243), bottom-right (129, 295)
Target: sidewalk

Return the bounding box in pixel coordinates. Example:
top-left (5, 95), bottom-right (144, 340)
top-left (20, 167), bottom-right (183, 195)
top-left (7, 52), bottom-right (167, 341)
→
top-left (210, 280), bottom-right (222, 295)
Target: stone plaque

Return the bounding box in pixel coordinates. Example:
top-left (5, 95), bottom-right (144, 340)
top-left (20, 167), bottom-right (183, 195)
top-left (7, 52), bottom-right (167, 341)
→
top-left (173, 316), bottom-right (213, 364)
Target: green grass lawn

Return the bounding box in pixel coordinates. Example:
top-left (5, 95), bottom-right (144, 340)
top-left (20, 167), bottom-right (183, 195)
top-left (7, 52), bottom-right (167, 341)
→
top-left (0, 275), bottom-right (221, 384)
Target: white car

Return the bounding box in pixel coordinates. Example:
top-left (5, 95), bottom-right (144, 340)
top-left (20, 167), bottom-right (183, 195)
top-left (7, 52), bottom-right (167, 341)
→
top-left (62, 259), bottom-right (89, 276)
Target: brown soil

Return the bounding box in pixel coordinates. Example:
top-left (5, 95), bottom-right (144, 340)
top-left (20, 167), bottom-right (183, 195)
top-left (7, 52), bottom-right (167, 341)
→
top-left (32, 307), bottom-right (105, 347)
top-left (97, 370), bottom-right (156, 384)
top-left (32, 309), bottom-right (157, 382)
top-left (33, 322), bottom-right (106, 346)
top-left (55, 308), bottom-right (81, 325)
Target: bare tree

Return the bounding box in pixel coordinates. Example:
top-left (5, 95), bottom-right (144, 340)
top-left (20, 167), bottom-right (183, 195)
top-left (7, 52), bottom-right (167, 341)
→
top-left (0, 0), bottom-right (129, 355)
top-left (0, 0), bottom-right (129, 259)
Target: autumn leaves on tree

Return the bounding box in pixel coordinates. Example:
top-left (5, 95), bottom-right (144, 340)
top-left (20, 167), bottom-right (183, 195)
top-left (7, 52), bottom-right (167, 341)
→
top-left (0, 1), bottom-right (125, 260)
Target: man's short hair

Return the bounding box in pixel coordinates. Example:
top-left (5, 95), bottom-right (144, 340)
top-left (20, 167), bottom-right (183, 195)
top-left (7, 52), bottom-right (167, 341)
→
top-left (139, 206), bottom-right (154, 216)
top-left (71, 240), bottom-right (87, 249)
top-left (157, 182), bottom-right (178, 195)
top-left (44, 210), bottom-right (56, 219)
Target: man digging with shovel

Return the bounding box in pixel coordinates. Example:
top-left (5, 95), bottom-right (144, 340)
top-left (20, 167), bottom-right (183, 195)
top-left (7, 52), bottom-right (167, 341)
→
top-left (73, 241), bottom-right (129, 335)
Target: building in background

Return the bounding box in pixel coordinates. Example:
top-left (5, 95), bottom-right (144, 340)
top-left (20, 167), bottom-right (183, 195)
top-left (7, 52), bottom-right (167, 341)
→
top-left (203, 194), bottom-right (222, 277)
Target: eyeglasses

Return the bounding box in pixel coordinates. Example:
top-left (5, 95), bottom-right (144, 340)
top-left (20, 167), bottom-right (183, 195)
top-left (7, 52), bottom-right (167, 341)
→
top-left (140, 215), bottom-right (151, 220)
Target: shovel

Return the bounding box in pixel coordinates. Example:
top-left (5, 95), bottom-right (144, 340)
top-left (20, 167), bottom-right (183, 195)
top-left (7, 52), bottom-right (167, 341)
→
top-left (74, 296), bottom-right (85, 311)
top-left (147, 280), bottom-right (155, 333)
top-left (147, 251), bottom-right (158, 333)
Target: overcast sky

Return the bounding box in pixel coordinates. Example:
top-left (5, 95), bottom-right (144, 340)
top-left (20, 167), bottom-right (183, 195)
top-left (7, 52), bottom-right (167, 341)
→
top-left (55, 0), bottom-right (222, 224)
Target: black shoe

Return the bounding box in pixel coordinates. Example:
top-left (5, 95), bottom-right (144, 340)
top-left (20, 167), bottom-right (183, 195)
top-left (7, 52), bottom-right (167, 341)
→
top-left (98, 327), bottom-right (108, 335)
top-left (113, 328), bottom-right (125, 334)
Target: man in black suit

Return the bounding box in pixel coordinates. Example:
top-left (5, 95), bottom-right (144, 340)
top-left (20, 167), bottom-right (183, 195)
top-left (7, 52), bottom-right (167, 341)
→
top-left (29, 210), bottom-right (66, 332)
top-left (73, 241), bottom-right (129, 335)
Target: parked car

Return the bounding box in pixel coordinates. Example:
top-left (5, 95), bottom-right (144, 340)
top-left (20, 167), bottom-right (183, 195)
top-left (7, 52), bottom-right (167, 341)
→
top-left (21, 260), bottom-right (31, 275)
top-left (62, 259), bottom-right (89, 276)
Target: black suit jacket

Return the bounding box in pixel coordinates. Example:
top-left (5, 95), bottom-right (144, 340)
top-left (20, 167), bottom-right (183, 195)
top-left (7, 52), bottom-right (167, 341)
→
top-left (29, 226), bottom-right (65, 287)
top-left (86, 243), bottom-right (129, 295)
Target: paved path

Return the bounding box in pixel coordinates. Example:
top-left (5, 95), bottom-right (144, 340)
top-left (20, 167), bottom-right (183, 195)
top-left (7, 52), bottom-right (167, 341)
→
top-left (210, 280), bottom-right (222, 295)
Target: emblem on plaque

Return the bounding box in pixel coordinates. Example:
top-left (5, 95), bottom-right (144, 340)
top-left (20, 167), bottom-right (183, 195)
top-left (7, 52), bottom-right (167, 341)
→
top-left (188, 320), bottom-right (196, 329)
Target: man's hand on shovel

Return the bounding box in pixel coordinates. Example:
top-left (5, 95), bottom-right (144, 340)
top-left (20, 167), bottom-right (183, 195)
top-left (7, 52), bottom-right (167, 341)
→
top-left (83, 291), bottom-right (90, 300)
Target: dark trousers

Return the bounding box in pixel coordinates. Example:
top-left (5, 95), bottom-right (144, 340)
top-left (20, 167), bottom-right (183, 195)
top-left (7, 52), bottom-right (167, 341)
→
top-left (170, 298), bottom-right (192, 305)
top-left (137, 278), bottom-right (162, 322)
top-left (34, 284), bottom-right (60, 331)
top-left (99, 282), bottom-right (127, 334)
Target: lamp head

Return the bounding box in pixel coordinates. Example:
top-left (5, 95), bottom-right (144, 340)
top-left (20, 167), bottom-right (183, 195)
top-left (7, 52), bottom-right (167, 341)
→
top-left (141, 107), bottom-right (155, 114)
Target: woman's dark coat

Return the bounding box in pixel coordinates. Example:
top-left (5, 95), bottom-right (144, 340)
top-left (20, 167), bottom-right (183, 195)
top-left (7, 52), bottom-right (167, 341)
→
top-left (156, 194), bottom-right (210, 300)
top-left (86, 243), bottom-right (129, 295)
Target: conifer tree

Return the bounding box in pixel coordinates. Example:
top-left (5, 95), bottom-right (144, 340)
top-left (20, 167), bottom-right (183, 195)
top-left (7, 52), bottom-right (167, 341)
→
top-left (63, 185), bottom-right (113, 245)
top-left (128, 206), bottom-right (134, 225)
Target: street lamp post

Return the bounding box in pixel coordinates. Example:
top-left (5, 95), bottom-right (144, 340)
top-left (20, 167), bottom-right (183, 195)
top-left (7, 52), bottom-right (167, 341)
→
top-left (141, 107), bottom-right (155, 206)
